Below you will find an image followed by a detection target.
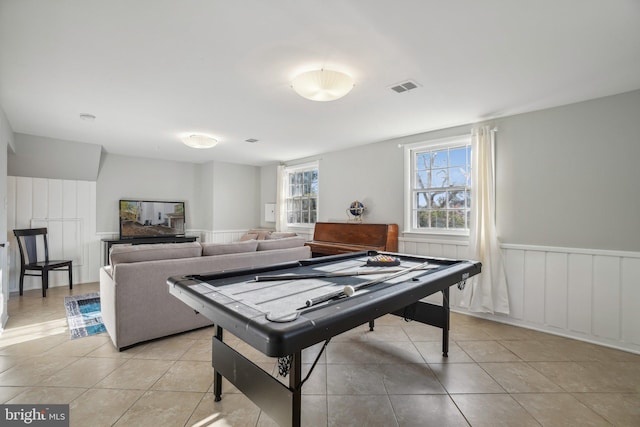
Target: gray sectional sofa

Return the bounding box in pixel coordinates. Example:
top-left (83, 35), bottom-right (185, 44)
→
top-left (99, 237), bottom-right (311, 350)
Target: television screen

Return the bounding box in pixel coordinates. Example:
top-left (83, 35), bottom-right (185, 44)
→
top-left (119, 200), bottom-right (186, 239)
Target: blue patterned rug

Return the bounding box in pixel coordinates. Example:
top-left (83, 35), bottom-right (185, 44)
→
top-left (64, 293), bottom-right (107, 339)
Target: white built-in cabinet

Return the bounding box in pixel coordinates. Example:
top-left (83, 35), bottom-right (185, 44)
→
top-left (6, 176), bottom-right (99, 293)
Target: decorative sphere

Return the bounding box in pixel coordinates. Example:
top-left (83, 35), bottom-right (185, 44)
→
top-left (349, 200), bottom-right (365, 216)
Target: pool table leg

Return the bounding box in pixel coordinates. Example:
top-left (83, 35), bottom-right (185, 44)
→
top-left (442, 288), bottom-right (450, 357)
top-left (290, 350), bottom-right (302, 427)
top-left (214, 325), bottom-right (223, 401)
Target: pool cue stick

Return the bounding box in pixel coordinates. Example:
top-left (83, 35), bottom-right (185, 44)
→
top-left (304, 260), bottom-right (433, 307)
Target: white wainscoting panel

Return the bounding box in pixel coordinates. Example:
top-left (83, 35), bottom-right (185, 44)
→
top-left (399, 237), bottom-right (640, 354)
top-left (592, 255), bottom-right (621, 341)
top-left (567, 253), bottom-right (592, 334)
top-left (7, 177), bottom-right (99, 293)
top-left (544, 252), bottom-right (567, 330)
top-left (503, 249), bottom-right (525, 321)
top-left (622, 257), bottom-right (640, 345)
top-left (31, 218), bottom-right (82, 267)
top-left (523, 250), bottom-right (546, 325)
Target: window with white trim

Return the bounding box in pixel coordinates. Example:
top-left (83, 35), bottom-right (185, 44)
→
top-left (405, 135), bottom-right (472, 233)
top-left (284, 163), bottom-right (318, 226)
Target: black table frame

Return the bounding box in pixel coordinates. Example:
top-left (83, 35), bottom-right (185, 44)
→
top-left (167, 251), bottom-right (481, 427)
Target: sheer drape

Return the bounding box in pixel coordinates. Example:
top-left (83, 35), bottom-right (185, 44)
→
top-left (275, 165), bottom-right (287, 232)
top-left (461, 126), bottom-right (510, 314)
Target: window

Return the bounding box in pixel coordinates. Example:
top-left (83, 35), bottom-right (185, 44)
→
top-left (405, 135), bottom-right (472, 233)
top-left (284, 162), bottom-right (318, 226)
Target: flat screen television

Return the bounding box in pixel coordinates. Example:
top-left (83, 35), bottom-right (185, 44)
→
top-left (119, 199), bottom-right (186, 239)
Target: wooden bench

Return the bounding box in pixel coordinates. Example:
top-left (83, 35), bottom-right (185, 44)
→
top-left (305, 222), bottom-right (399, 257)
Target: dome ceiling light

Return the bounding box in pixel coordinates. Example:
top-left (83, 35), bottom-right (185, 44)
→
top-left (291, 69), bottom-right (354, 102)
top-left (182, 134), bottom-right (218, 149)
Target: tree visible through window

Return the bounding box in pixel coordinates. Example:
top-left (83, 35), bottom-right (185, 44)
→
top-left (285, 165), bottom-right (318, 225)
top-left (409, 137), bottom-right (471, 232)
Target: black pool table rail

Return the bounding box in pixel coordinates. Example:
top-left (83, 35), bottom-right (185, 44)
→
top-left (168, 251), bottom-right (481, 357)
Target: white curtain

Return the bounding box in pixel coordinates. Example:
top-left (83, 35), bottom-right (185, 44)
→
top-left (460, 125), bottom-right (510, 314)
top-left (275, 165), bottom-right (287, 232)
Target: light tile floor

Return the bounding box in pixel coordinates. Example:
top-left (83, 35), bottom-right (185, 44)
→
top-left (1, 283), bottom-right (639, 426)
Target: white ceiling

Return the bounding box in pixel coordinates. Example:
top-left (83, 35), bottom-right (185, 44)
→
top-left (1, 0), bottom-right (639, 166)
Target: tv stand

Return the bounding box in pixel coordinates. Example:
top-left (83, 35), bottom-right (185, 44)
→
top-left (101, 236), bottom-right (198, 266)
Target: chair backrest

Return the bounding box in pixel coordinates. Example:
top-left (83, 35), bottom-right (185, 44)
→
top-left (13, 228), bottom-right (50, 266)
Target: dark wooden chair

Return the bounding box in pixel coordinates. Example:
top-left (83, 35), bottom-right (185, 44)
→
top-left (13, 228), bottom-right (73, 297)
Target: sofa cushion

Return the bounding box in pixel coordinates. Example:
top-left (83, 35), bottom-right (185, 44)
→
top-left (110, 242), bottom-right (202, 266)
top-left (201, 240), bottom-right (258, 256)
top-left (240, 228), bottom-right (273, 240)
top-left (257, 236), bottom-right (306, 251)
top-left (266, 232), bottom-right (298, 239)
top-left (239, 233), bottom-right (259, 241)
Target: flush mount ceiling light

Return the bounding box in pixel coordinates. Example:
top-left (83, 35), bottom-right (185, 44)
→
top-left (182, 134), bottom-right (218, 149)
top-left (291, 69), bottom-right (354, 101)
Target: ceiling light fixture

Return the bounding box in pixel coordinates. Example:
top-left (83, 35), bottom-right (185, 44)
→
top-left (291, 69), bottom-right (354, 102)
top-left (182, 134), bottom-right (218, 149)
top-left (79, 113), bottom-right (96, 121)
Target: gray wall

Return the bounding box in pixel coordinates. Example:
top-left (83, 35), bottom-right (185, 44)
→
top-left (1, 105), bottom-right (13, 326)
top-left (7, 90), bottom-right (640, 251)
top-left (316, 123), bottom-right (474, 226)
top-left (196, 161), bottom-right (214, 231)
top-left (271, 89), bottom-right (640, 252)
top-left (494, 90), bottom-right (640, 251)
top-left (6, 136), bottom-right (264, 234)
top-left (260, 164), bottom-right (278, 228)
top-left (319, 143), bottom-right (404, 224)
top-left (9, 133), bottom-right (102, 180)
top-left (96, 153), bottom-right (200, 233)
top-left (0, 109), bottom-right (11, 237)
top-left (212, 161), bottom-right (260, 229)
top-left (96, 156), bottom-right (261, 233)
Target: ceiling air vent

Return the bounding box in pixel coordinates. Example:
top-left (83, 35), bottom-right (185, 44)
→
top-left (390, 80), bottom-right (420, 93)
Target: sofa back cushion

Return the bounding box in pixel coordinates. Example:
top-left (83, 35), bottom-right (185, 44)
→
top-left (110, 242), bottom-right (202, 266)
top-left (201, 240), bottom-right (258, 256)
top-left (257, 236), bottom-right (306, 251)
top-left (239, 228), bottom-right (275, 240)
top-left (266, 232), bottom-right (298, 239)
top-left (239, 233), bottom-right (259, 241)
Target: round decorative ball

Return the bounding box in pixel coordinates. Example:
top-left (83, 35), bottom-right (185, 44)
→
top-left (349, 200), bottom-right (365, 216)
